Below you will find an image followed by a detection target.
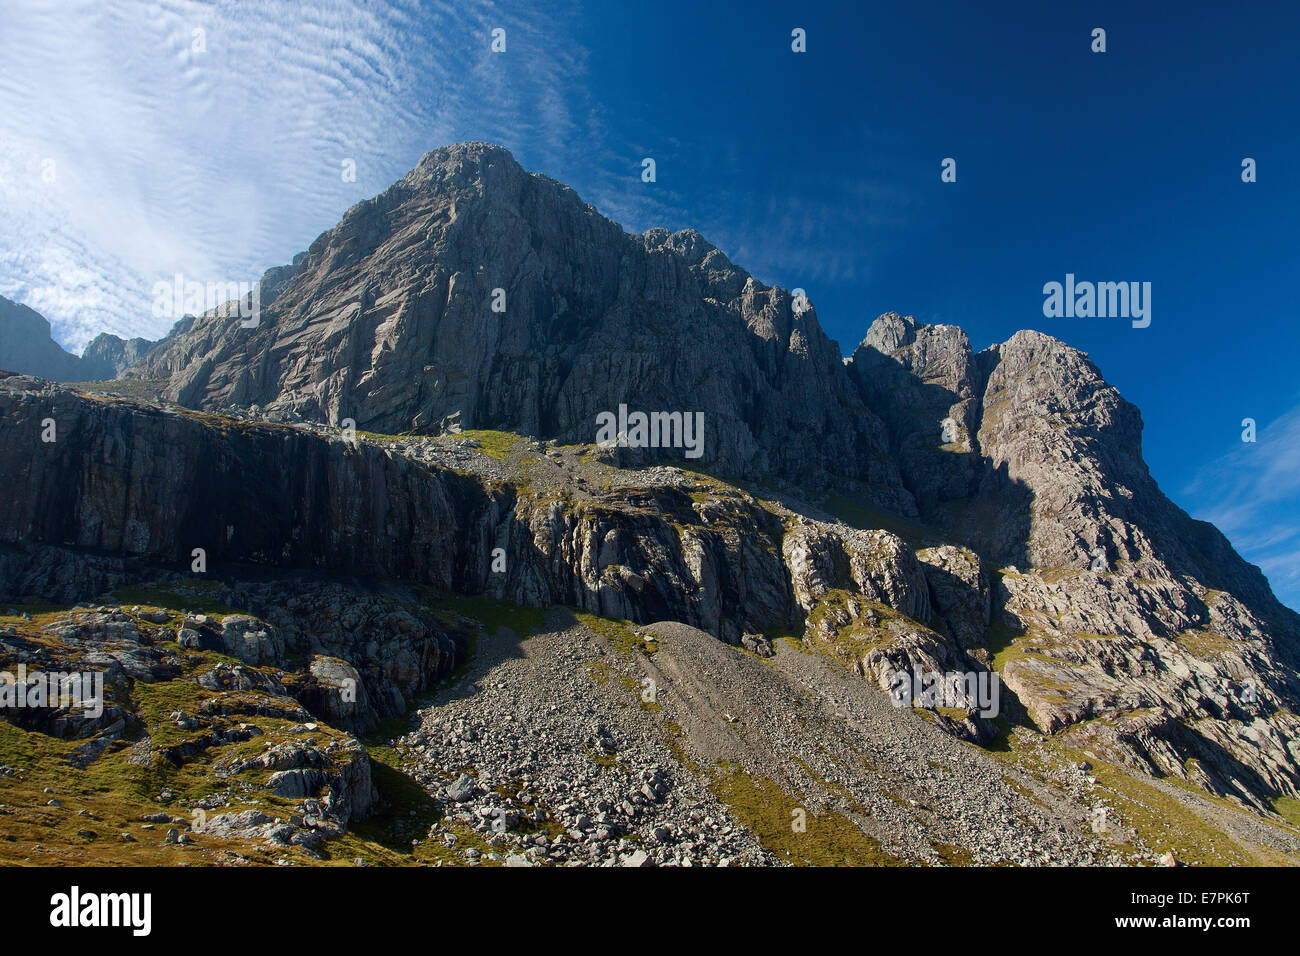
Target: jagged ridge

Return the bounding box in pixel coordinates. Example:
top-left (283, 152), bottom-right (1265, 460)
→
top-left (3, 142), bottom-right (1299, 829)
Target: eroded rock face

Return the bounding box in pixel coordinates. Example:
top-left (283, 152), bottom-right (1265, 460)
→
top-left (995, 568), bottom-right (1300, 806)
top-left (78, 333), bottom-right (157, 381)
top-left (977, 329), bottom-right (1165, 574)
top-left (916, 545), bottom-right (990, 654)
top-left (851, 313), bottom-right (1300, 802)
top-left (2, 144), bottom-right (1298, 817)
top-left (125, 143), bottom-right (909, 510)
top-left (0, 296), bottom-right (84, 381)
top-left (0, 295), bottom-right (154, 382)
top-left (849, 314), bottom-right (1283, 610)
top-left (0, 372), bottom-right (489, 591)
top-left (847, 313), bottom-right (983, 514)
top-left (783, 519), bottom-right (930, 623)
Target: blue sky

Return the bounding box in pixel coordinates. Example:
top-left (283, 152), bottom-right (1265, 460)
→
top-left (1, 0), bottom-right (1296, 608)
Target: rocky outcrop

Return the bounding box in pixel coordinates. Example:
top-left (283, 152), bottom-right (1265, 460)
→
top-left (916, 545), bottom-right (991, 654)
top-left (0, 600), bottom-right (376, 845)
top-left (0, 296), bottom-right (83, 381)
top-left (854, 313), bottom-right (1286, 616)
top-left (995, 567), bottom-right (1300, 806)
top-left (849, 312), bottom-right (1300, 800)
top-left (2, 144), bottom-right (1298, 820)
top-left (847, 312), bottom-right (983, 514)
top-left (124, 143), bottom-right (910, 510)
top-left (79, 332), bottom-right (157, 381)
top-left (783, 519), bottom-right (931, 623)
top-left (0, 295), bottom-right (156, 382)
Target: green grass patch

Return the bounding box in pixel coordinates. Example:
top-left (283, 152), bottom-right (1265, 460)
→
top-left (456, 429), bottom-right (523, 462)
top-left (435, 593), bottom-right (545, 637)
top-left (1175, 628), bottom-right (1239, 659)
top-left (986, 618), bottom-right (1032, 674)
top-left (821, 494), bottom-right (935, 546)
top-left (1270, 796), bottom-right (1300, 829)
top-left (1060, 748), bottom-right (1263, 866)
top-left (113, 582), bottom-right (246, 620)
top-left (709, 761), bottom-right (902, 866)
top-left (574, 612), bottom-right (657, 658)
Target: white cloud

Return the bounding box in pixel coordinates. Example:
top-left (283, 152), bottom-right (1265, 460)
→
top-left (0, 0), bottom-right (903, 355)
top-left (1184, 401), bottom-right (1300, 610)
top-left (0, 0), bottom-right (592, 351)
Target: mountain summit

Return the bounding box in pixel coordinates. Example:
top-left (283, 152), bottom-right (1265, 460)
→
top-left (127, 144), bottom-right (1284, 612)
top-left (1, 143), bottom-right (1298, 865)
top-left (130, 142), bottom-right (905, 504)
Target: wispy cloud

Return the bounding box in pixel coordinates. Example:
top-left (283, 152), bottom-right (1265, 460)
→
top-left (0, 0), bottom-right (591, 351)
top-left (1184, 401), bottom-right (1300, 610)
top-left (574, 128), bottom-right (922, 294)
top-left (0, 0), bottom-right (914, 354)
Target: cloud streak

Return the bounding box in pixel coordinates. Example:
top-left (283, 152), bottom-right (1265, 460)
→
top-left (0, 0), bottom-right (911, 354)
top-left (0, 0), bottom-right (593, 351)
top-left (1184, 402), bottom-right (1300, 611)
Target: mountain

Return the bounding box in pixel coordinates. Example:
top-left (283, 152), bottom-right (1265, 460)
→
top-left (78, 332), bottom-right (157, 380)
top-left (2, 142), bottom-right (1298, 866)
top-left (0, 294), bottom-right (155, 381)
top-left (0, 295), bottom-right (83, 380)
top-left (127, 143), bottom-right (908, 509)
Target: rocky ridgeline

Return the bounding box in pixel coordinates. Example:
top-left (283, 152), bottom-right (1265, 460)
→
top-left (2, 365), bottom-right (1298, 817)
top-left (0, 295), bottom-right (154, 383)
top-left (1, 142), bottom-right (1298, 860)
top-left (116, 143), bottom-right (1284, 607)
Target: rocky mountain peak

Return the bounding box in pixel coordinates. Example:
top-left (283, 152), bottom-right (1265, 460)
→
top-left (105, 147), bottom-right (1295, 619)
top-left (3, 143), bottom-right (1299, 866)
top-left (860, 311), bottom-right (917, 353)
top-left (0, 295), bottom-right (83, 381)
top-left (0, 294), bottom-right (157, 383)
top-left (122, 142), bottom-right (902, 503)
top-left (643, 227), bottom-right (731, 272)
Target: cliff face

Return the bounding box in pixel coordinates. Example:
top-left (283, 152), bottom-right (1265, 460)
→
top-left (0, 294), bottom-right (155, 382)
top-left (0, 373), bottom-right (491, 591)
top-left (126, 143), bottom-right (909, 510)
top-left (4, 362), bottom-right (1298, 811)
top-left (3, 143), bottom-right (1299, 822)
top-left (849, 314), bottom-right (1283, 614)
top-left (78, 332), bottom-right (156, 381)
top-left (0, 296), bottom-right (83, 381)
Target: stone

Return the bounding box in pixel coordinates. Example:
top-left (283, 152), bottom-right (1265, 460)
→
top-left (447, 773), bottom-right (476, 803)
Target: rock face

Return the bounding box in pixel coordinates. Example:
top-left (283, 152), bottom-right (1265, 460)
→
top-left (848, 313), bottom-right (983, 516)
top-left (0, 295), bottom-right (157, 382)
top-left (975, 329), bottom-right (1266, 596)
top-left (0, 372), bottom-right (491, 591)
top-left (0, 296), bottom-right (83, 381)
top-left (847, 313), bottom-right (1300, 802)
top-left (78, 333), bottom-right (157, 381)
top-left (126, 142), bottom-right (909, 510)
top-left (2, 143), bottom-right (1299, 827)
top-left (851, 314), bottom-right (1285, 613)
